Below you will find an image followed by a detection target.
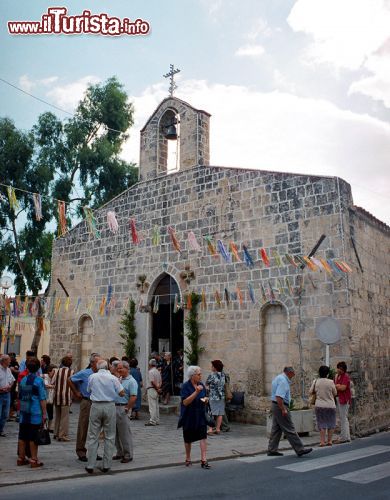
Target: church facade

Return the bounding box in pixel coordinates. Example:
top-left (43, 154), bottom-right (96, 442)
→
top-left (49, 96), bottom-right (390, 432)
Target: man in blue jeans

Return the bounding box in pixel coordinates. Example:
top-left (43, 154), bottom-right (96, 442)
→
top-left (0, 354), bottom-right (15, 437)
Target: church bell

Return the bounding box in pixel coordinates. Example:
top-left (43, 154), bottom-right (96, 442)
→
top-left (165, 124), bottom-right (178, 140)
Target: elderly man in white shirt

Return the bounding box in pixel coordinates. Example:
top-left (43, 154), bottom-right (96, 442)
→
top-left (85, 359), bottom-right (124, 474)
top-left (0, 354), bottom-right (15, 437)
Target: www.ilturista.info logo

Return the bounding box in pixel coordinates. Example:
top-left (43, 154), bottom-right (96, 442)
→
top-left (8, 7), bottom-right (150, 36)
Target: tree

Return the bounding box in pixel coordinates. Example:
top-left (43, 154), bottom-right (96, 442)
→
top-left (184, 292), bottom-right (203, 365)
top-left (33, 76), bottom-right (137, 214)
top-left (119, 299), bottom-right (137, 359)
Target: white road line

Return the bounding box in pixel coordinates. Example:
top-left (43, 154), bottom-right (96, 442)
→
top-left (334, 461), bottom-right (390, 484)
top-left (277, 445), bottom-right (390, 473)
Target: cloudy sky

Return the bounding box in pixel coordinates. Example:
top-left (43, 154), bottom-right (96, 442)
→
top-left (1, 0), bottom-right (389, 224)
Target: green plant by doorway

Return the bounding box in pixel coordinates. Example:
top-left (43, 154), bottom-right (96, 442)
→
top-left (119, 299), bottom-right (137, 359)
top-left (184, 292), bottom-right (204, 365)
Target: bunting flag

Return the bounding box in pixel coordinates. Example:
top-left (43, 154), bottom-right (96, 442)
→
top-left (55, 298), bottom-right (62, 313)
top-left (243, 245), bottom-right (254, 268)
top-left (248, 283), bottom-right (256, 303)
top-left (272, 249), bottom-right (282, 267)
top-left (186, 293), bottom-right (192, 310)
top-left (285, 254), bottom-right (299, 268)
top-left (229, 242), bottom-right (242, 262)
top-left (294, 255), bottom-right (306, 267)
top-left (107, 296), bottom-right (117, 313)
top-left (107, 211), bottom-right (119, 234)
top-left (74, 297), bottom-right (82, 313)
top-left (64, 297), bottom-right (70, 312)
top-left (83, 207), bottom-right (101, 238)
top-left (285, 277), bottom-right (294, 296)
top-left (230, 291), bottom-right (237, 300)
top-left (328, 259), bottom-right (343, 274)
top-left (277, 279), bottom-right (285, 295)
top-left (99, 296), bottom-right (107, 316)
top-left (339, 260), bottom-right (353, 273)
top-left (153, 295), bottom-right (160, 314)
top-left (260, 283), bottom-right (267, 303)
top-left (201, 289), bottom-right (207, 310)
top-left (167, 226), bottom-right (181, 253)
top-left (87, 298), bottom-right (95, 313)
top-left (32, 193), bottom-right (42, 221)
top-left (215, 290), bottom-right (222, 308)
top-left (7, 186), bottom-right (19, 212)
top-left (152, 225), bottom-right (160, 246)
top-left (236, 286), bottom-right (244, 306)
top-left (268, 281), bottom-right (276, 302)
top-left (22, 297), bottom-right (29, 316)
top-left (187, 231), bottom-right (202, 252)
top-left (217, 240), bottom-right (231, 263)
top-left (296, 275), bottom-right (304, 295)
top-left (49, 292), bottom-right (56, 319)
top-left (15, 296), bottom-right (21, 316)
top-left (303, 256), bottom-right (317, 271)
top-left (224, 288), bottom-right (230, 306)
top-left (204, 236), bottom-right (218, 257)
top-left (105, 284), bottom-right (113, 315)
top-left (129, 218), bottom-right (140, 244)
top-left (311, 257), bottom-right (324, 271)
top-left (319, 258), bottom-right (332, 274)
top-left (31, 297), bottom-right (39, 316)
top-left (58, 201), bottom-right (68, 237)
top-left (260, 248), bottom-right (270, 267)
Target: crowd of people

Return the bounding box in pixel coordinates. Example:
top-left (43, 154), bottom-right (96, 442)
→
top-left (0, 349), bottom-right (353, 472)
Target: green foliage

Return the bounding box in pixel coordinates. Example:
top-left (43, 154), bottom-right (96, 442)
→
top-left (184, 292), bottom-right (204, 365)
top-left (0, 77), bottom-right (137, 294)
top-left (119, 299), bottom-right (137, 359)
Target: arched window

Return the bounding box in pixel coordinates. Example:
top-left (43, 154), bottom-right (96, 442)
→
top-left (158, 109), bottom-right (180, 175)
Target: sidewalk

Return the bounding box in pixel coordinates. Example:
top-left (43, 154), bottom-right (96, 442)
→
top-left (0, 402), bottom-right (319, 487)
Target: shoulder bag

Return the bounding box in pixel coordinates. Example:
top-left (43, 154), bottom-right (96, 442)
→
top-left (309, 380), bottom-right (317, 406)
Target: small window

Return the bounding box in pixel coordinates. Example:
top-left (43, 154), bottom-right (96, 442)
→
top-left (4, 335), bottom-right (21, 356)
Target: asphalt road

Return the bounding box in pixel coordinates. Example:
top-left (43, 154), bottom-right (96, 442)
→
top-left (2, 432), bottom-right (389, 500)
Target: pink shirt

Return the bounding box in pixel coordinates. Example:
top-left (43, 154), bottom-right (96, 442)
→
top-left (335, 372), bottom-right (351, 405)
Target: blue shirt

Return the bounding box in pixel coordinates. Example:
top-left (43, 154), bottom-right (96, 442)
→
top-left (271, 373), bottom-right (291, 405)
top-left (70, 368), bottom-right (93, 398)
top-left (87, 369), bottom-right (124, 402)
top-left (115, 375), bottom-right (138, 404)
top-left (19, 374), bottom-right (46, 425)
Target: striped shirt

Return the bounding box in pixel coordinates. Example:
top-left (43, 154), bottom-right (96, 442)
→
top-left (52, 366), bottom-right (74, 406)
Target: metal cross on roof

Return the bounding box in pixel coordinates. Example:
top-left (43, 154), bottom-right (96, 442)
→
top-left (163, 64), bottom-right (181, 97)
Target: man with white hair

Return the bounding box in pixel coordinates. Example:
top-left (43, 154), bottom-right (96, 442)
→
top-left (68, 353), bottom-right (101, 462)
top-left (0, 354), bottom-right (15, 437)
top-left (145, 358), bottom-right (161, 427)
top-left (113, 361), bottom-right (138, 463)
top-left (85, 359), bottom-right (124, 474)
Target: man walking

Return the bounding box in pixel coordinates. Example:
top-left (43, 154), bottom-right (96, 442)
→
top-left (68, 353), bottom-right (101, 462)
top-left (267, 366), bottom-right (313, 457)
top-left (85, 359), bottom-right (124, 474)
top-left (145, 359), bottom-right (161, 426)
top-left (113, 361), bottom-right (137, 463)
top-left (0, 354), bottom-right (15, 437)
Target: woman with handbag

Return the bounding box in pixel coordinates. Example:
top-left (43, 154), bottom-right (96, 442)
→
top-left (206, 360), bottom-right (226, 435)
top-left (17, 357), bottom-right (47, 468)
top-left (309, 365), bottom-right (337, 447)
top-left (178, 366), bottom-right (211, 469)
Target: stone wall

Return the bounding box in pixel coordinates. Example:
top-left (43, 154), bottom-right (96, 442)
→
top-left (49, 165), bottom-right (390, 430)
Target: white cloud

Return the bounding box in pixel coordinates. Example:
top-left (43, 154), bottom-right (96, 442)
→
top-left (19, 74), bottom-right (35, 93)
top-left (40, 76), bottom-right (59, 86)
top-left (46, 75), bottom-right (101, 110)
top-left (349, 53), bottom-right (390, 107)
top-left (122, 80), bottom-right (390, 224)
top-left (247, 17), bottom-right (273, 40)
top-left (235, 44), bottom-right (265, 58)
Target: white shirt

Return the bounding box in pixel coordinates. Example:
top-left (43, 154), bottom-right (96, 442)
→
top-left (87, 368), bottom-right (124, 402)
top-left (0, 365), bottom-right (14, 391)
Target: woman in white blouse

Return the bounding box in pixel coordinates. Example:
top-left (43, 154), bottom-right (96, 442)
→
top-left (309, 365), bottom-right (337, 447)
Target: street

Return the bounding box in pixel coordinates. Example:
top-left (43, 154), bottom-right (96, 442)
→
top-left (2, 432), bottom-right (389, 500)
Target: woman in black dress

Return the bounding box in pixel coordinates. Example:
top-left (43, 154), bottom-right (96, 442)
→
top-left (179, 365), bottom-right (210, 469)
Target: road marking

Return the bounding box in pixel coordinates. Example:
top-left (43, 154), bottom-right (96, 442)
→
top-left (277, 445), bottom-right (390, 472)
top-left (334, 461), bottom-right (390, 484)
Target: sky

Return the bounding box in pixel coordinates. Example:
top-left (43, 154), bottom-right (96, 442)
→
top-left (1, 0), bottom-right (389, 225)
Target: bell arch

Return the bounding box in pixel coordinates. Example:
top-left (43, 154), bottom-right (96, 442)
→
top-left (157, 108), bottom-right (180, 175)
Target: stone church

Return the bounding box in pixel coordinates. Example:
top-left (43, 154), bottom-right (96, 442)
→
top-left (50, 94), bottom-right (389, 432)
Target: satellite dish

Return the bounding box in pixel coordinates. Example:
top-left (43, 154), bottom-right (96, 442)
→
top-left (0, 275), bottom-right (13, 290)
top-left (315, 317), bottom-right (341, 345)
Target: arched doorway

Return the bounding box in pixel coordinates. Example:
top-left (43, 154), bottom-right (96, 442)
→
top-left (151, 274), bottom-right (183, 357)
top-left (78, 314), bottom-right (94, 370)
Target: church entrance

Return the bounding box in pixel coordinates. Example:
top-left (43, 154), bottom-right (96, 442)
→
top-left (151, 274), bottom-right (184, 356)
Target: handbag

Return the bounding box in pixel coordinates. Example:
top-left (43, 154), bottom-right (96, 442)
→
top-left (309, 380), bottom-right (317, 406)
top-left (204, 403), bottom-right (216, 428)
top-left (36, 423), bottom-right (51, 446)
